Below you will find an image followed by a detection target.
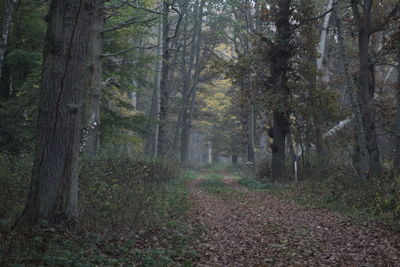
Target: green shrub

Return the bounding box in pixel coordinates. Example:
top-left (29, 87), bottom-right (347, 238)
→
top-left (0, 153), bottom-right (31, 232)
top-left (1, 155), bottom-right (197, 266)
top-left (288, 169), bottom-right (400, 227)
top-left (79, 154), bottom-right (181, 231)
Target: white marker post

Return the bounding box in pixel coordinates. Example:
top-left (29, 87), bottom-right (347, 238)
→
top-left (293, 154), bottom-right (298, 183)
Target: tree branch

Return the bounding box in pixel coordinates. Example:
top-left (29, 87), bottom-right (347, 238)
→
top-left (100, 45), bottom-right (158, 58)
top-left (102, 16), bottom-right (158, 34)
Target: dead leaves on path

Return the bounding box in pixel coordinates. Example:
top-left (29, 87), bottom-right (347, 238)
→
top-left (187, 178), bottom-right (400, 266)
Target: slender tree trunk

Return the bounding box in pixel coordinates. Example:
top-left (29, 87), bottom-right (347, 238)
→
top-left (0, 0), bottom-right (18, 80)
top-left (157, 1), bottom-right (171, 157)
top-left (180, 0), bottom-right (205, 165)
top-left (314, 0), bottom-right (333, 169)
top-left (18, 0), bottom-right (95, 226)
top-left (335, 0), bottom-right (370, 179)
top-left (287, 131), bottom-right (295, 177)
top-left (394, 54), bottom-right (400, 169)
top-left (247, 105), bottom-right (256, 162)
top-left (316, 0), bottom-right (333, 71)
top-left (84, 0), bottom-right (104, 158)
top-left (171, 2), bottom-right (191, 155)
top-left (270, 0), bottom-right (292, 181)
top-left (145, 17), bottom-right (162, 158)
top-left (181, 93), bottom-right (195, 165)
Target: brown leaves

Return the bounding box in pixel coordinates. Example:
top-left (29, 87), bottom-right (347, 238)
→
top-left (187, 177), bottom-right (400, 266)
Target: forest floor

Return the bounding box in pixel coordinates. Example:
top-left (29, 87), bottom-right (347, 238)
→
top-left (187, 172), bottom-right (400, 266)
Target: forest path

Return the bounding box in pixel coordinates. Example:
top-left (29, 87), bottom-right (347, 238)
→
top-left (187, 173), bottom-right (400, 266)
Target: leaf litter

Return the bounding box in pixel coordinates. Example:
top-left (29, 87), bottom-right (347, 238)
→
top-left (187, 176), bottom-right (400, 266)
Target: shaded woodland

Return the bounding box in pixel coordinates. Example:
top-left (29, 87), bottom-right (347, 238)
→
top-left (0, 0), bottom-right (400, 265)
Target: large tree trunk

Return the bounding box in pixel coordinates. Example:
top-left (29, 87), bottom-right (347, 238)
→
top-left (18, 0), bottom-right (95, 226)
top-left (358, 32), bottom-right (381, 176)
top-left (0, 0), bottom-right (18, 79)
top-left (270, 0), bottom-right (292, 181)
top-left (351, 0), bottom-right (381, 176)
top-left (335, 0), bottom-right (370, 179)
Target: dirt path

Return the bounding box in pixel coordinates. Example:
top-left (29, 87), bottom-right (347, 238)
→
top-left (187, 177), bottom-right (400, 266)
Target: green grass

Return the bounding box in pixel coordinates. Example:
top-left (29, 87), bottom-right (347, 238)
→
top-left (201, 163), bottom-right (230, 173)
top-left (238, 177), bottom-right (286, 193)
top-left (199, 172), bottom-right (236, 195)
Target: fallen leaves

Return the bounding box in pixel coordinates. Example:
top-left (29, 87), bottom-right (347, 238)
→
top-left (187, 175), bottom-right (400, 266)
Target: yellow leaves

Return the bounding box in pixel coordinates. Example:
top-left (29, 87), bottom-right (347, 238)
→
top-left (199, 80), bottom-right (232, 116)
top-left (197, 78), bottom-right (235, 129)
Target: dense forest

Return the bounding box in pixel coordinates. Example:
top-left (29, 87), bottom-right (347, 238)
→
top-left (1, 0), bottom-right (400, 265)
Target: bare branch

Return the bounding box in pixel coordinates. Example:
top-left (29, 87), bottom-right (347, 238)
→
top-left (167, 3), bottom-right (184, 41)
top-left (100, 45), bottom-right (158, 58)
top-left (102, 16), bottom-right (158, 34)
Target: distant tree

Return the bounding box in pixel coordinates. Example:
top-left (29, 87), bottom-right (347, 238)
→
top-left (0, 0), bottom-right (19, 79)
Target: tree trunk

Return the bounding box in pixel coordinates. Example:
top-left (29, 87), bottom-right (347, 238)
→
top-left (171, 2), bottom-right (191, 156)
top-left (83, 0), bottom-right (104, 158)
top-left (335, 0), bottom-right (370, 179)
top-left (0, 0), bottom-right (18, 80)
top-left (394, 54), bottom-right (400, 169)
top-left (181, 93), bottom-right (195, 165)
top-left (351, 0), bottom-right (381, 176)
top-left (316, 0), bottom-right (333, 71)
top-left (180, 0), bottom-right (205, 165)
top-left (18, 0), bottom-right (95, 226)
top-left (270, 0), bottom-right (292, 181)
top-left (247, 105), bottom-right (256, 162)
top-left (145, 16), bottom-right (162, 158)
top-left (157, 1), bottom-right (171, 157)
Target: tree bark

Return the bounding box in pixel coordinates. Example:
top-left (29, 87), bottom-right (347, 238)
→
top-left (18, 0), bottom-right (95, 226)
top-left (270, 0), bottom-right (292, 181)
top-left (394, 54), bottom-right (400, 169)
top-left (83, 0), bottom-right (104, 158)
top-left (316, 0), bottom-right (333, 71)
top-left (145, 14), bottom-right (162, 158)
top-left (335, 0), bottom-right (370, 179)
top-left (351, 0), bottom-right (381, 176)
top-left (157, 0), bottom-right (171, 157)
top-left (0, 0), bottom-right (18, 80)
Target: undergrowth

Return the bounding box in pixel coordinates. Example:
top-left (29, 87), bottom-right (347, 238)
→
top-left (0, 152), bottom-right (199, 266)
top-left (200, 172), bottom-right (236, 195)
top-left (288, 170), bottom-right (400, 229)
top-left (238, 165), bottom-right (400, 230)
top-left (238, 177), bottom-right (284, 193)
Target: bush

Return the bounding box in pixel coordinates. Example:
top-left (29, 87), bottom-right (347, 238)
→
top-left (0, 153), bottom-right (31, 232)
top-left (79, 154), bottom-right (181, 232)
top-left (1, 154), bottom-right (197, 266)
top-left (289, 169), bottom-right (400, 228)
